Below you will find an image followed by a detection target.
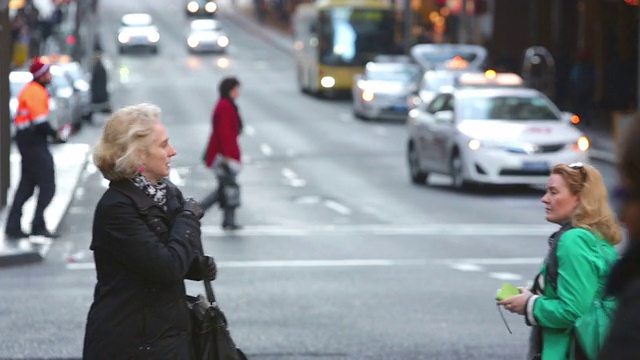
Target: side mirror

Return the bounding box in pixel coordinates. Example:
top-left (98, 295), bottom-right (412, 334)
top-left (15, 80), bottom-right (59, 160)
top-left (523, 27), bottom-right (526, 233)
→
top-left (408, 95), bottom-right (422, 110)
top-left (434, 110), bottom-right (454, 124)
top-left (561, 111), bottom-right (580, 125)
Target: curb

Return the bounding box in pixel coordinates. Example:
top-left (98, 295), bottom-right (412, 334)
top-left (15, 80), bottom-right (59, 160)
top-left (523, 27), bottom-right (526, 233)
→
top-left (0, 247), bottom-right (42, 267)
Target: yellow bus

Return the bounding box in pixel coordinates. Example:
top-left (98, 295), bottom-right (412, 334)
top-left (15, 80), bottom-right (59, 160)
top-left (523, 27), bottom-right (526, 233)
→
top-left (293, 0), bottom-right (396, 96)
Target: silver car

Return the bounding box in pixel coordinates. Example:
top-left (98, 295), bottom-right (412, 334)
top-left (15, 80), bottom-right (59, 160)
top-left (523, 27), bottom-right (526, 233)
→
top-left (187, 19), bottom-right (229, 53)
top-left (117, 13), bottom-right (160, 54)
top-left (56, 60), bottom-right (92, 121)
top-left (352, 61), bottom-right (420, 121)
top-left (406, 72), bottom-right (590, 189)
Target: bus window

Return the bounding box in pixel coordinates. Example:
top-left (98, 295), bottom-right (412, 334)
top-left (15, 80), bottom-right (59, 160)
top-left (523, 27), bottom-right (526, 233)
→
top-left (319, 8), bottom-right (394, 66)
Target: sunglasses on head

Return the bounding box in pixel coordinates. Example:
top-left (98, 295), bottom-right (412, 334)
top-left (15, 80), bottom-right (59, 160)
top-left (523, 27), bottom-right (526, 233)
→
top-left (568, 162), bottom-right (587, 182)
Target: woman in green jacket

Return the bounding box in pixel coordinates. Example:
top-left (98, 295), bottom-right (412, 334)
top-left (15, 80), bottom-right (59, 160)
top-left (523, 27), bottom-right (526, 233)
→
top-left (498, 163), bottom-right (622, 360)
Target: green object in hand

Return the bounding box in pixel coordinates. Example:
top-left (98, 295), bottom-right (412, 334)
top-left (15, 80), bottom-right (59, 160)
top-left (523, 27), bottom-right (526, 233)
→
top-left (495, 283), bottom-right (520, 301)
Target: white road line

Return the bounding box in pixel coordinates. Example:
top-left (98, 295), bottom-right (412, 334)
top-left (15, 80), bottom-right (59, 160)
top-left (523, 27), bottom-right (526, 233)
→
top-left (323, 200), bottom-right (352, 215)
top-left (244, 125), bottom-right (256, 136)
top-left (449, 263), bottom-right (484, 272)
top-left (444, 258), bottom-right (543, 265)
top-left (200, 224), bottom-right (555, 237)
top-left (281, 168), bottom-right (297, 179)
top-left (489, 272), bottom-right (524, 281)
top-left (260, 144), bottom-right (273, 156)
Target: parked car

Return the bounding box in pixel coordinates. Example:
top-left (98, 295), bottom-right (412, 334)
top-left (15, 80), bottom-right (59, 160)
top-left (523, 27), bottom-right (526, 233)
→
top-left (187, 19), bottom-right (229, 53)
top-left (352, 58), bottom-right (421, 121)
top-left (186, 0), bottom-right (218, 17)
top-left (406, 71), bottom-right (590, 189)
top-left (56, 60), bottom-right (92, 121)
top-left (117, 13), bottom-right (160, 54)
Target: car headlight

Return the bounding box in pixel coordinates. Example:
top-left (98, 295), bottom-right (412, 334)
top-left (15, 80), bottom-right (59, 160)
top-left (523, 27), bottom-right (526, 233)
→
top-left (572, 136), bottom-right (590, 151)
top-left (187, 1), bottom-right (199, 12)
top-left (147, 32), bottom-right (160, 43)
top-left (320, 76), bottom-right (335, 88)
top-left (205, 2), bottom-right (217, 12)
top-left (187, 36), bottom-right (199, 48)
top-left (217, 35), bottom-right (229, 47)
top-left (361, 90), bottom-right (374, 102)
top-left (118, 33), bottom-right (130, 43)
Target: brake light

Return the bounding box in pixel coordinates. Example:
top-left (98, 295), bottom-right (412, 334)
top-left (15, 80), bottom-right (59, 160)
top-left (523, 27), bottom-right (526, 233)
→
top-left (571, 115), bottom-right (580, 124)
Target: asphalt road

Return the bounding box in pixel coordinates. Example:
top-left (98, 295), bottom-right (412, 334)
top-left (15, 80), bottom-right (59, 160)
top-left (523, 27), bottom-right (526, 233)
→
top-left (0, 0), bottom-right (621, 359)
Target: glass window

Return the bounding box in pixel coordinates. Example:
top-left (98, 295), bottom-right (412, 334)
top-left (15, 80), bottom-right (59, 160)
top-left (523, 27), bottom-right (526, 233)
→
top-left (366, 67), bottom-right (420, 83)
top-left (319, 8), bottom-right (395, 66)
top-left (427, 94), bottom-right (450, 114)
top-left (458, 96), bottom-right (560, 121)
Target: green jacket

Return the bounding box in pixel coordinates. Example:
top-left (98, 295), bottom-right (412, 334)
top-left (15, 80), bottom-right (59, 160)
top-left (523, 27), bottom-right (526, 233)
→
top-left (526, 228), bottom-right (618, 360)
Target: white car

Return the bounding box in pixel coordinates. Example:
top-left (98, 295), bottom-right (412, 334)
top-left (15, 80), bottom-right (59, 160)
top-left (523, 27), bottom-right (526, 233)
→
top-left (352, 60), bottom-right (420, 121)
top-left (406, 72), bottom-right (590, 189)
top-left (187, 19), bottom-right (229, 53)
top-left (117, 13), bottom-right (160, 54)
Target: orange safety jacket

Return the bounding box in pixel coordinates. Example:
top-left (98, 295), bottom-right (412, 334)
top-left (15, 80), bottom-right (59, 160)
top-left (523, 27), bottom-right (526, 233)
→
top-left (14, 81), bottom-right (50, 130)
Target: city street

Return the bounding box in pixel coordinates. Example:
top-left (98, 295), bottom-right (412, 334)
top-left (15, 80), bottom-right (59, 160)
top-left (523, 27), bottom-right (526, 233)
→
top-left (0, 0), bottom-right (621, 359)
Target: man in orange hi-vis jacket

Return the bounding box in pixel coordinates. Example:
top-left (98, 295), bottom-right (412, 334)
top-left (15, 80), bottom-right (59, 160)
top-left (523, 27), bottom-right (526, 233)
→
top-left (5, 58), bottom-right (67, 240)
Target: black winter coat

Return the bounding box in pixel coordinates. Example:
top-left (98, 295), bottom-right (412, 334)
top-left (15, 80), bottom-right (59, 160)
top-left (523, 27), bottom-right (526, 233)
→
top-left (83, 180), bottom-right (205, 360)
top-left (598, 241), bottom-right (640, 359)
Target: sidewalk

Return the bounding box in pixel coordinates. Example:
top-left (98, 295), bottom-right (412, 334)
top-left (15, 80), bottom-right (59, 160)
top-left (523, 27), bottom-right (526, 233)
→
top-left (221, 1), bottom-right (621, 165)
top-left (0, 143), bottom-right (90, 267)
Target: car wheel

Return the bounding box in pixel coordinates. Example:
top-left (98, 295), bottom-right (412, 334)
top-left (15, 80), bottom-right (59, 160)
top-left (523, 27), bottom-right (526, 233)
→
top-left (82, 111), bottom-right (93, 123)
top-left (450, 152), bottom-right (469, 190)
top-left (408, 142), bottom-right (428, 184)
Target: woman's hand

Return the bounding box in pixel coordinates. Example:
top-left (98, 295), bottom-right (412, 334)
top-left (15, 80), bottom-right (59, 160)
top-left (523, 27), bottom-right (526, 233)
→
top-left (497, 287), bottom-right (532, 315)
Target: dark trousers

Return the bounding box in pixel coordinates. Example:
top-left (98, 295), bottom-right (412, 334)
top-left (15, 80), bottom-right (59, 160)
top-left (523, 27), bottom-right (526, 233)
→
top-left (5, 146), bottom-right (56, 234)
top-left (200, 174), bottom-right (239, 227)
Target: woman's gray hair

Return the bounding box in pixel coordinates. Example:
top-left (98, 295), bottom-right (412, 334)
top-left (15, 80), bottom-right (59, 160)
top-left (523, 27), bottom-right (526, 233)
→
top-left (94, 103), bottom-right (162, 181)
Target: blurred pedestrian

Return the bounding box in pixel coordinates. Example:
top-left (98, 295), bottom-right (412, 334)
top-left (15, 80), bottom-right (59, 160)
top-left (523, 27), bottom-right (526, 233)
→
top-left (598, 115), bottom-right (640, 359)
top-left (83, 103), bottom-right (217, 359)
top-left (90, 51), bottom-right (111, 117)
top-left (201, 77), bottom-right (243, 230)
top-left (498, 163), bottom-right (621, 360)
top-left (5, 57), bottom-right (67, 240)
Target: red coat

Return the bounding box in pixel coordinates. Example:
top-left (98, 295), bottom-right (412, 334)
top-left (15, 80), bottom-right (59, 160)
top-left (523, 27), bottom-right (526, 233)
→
top-left (204, 98), bottom-right (241, 167)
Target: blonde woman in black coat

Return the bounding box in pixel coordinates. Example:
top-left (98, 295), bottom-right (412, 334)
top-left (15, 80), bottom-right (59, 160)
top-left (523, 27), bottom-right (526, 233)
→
top-left (83, 103), bottom-right (216, 359)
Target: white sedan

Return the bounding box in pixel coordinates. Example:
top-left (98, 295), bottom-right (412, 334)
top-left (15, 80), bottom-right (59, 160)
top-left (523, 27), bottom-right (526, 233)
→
top-left (406, 79), bottom-right (589, 189)
top-left (187, 19), bottom-right (229, 53)
top-left (117, 13), bottom-right (160, 54)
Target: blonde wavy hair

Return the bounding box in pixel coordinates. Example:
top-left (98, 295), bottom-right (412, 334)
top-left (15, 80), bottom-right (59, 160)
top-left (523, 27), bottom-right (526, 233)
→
top-left (552, 163), bottom-right (622, 245)
top-left (94, 103), bottom-right (161, 181)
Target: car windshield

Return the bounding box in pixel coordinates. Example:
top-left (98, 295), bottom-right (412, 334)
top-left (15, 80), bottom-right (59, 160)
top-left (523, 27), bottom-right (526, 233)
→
top-left (191, 20), bottom-right (220, 31)
top-left (367, 67), bottom-right (419, 83)
top-left (458, 95), bottom-right (560, 121)
top-left (122, 14), bottom-right (152, 27)
top-left (421, 72), bottom-right (456, 92)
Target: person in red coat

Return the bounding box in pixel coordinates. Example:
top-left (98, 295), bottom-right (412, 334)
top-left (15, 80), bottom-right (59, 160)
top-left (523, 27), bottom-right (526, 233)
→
top-left (201, 77), bottom-right (243, 230)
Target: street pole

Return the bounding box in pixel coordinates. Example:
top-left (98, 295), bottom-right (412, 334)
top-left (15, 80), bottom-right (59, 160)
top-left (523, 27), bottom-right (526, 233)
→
top-left (403, 0), bottom-right (411, 54)
top-left (0, 5), bottom-right (11, 208)
top-left (637, 5), bottom-right (640, 111)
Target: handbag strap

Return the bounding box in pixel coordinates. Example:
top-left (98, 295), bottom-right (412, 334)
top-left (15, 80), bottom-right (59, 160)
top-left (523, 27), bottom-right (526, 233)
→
top-left (194, 234), bottom-right (217, 304)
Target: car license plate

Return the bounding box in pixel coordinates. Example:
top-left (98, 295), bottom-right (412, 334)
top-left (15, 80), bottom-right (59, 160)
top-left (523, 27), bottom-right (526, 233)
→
top-left (522, 160), bottom-right (549, 171)
top-left (393, 104), bottom-right (408, 112)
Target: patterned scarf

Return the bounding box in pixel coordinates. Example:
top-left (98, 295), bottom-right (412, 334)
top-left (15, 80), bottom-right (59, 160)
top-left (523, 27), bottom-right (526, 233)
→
top-left (131, 173), bottom-right (167, 208)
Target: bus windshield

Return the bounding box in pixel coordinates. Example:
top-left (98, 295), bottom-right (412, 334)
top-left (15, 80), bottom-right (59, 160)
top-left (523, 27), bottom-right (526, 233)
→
top-left (318, 8), bottom-right (394, 66)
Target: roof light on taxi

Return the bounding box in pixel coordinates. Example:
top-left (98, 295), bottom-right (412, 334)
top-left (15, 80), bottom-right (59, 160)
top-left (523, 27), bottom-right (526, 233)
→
top-left (445, 56), bottom-right (468, 70)
top-left (571, 115), bottom-right (580, 124)
top-left (458, 72), bottom-right (524, 87)
top-left (484, 69), bottom-right (497, 79)
top-left (575, 136), bottom-right (590, 151)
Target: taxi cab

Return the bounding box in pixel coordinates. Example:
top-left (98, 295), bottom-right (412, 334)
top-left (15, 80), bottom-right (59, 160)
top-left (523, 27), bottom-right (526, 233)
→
top-left (117, 13), bottom-right (160, 54)
top-left (406, 71), bottom-right (589, 189)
